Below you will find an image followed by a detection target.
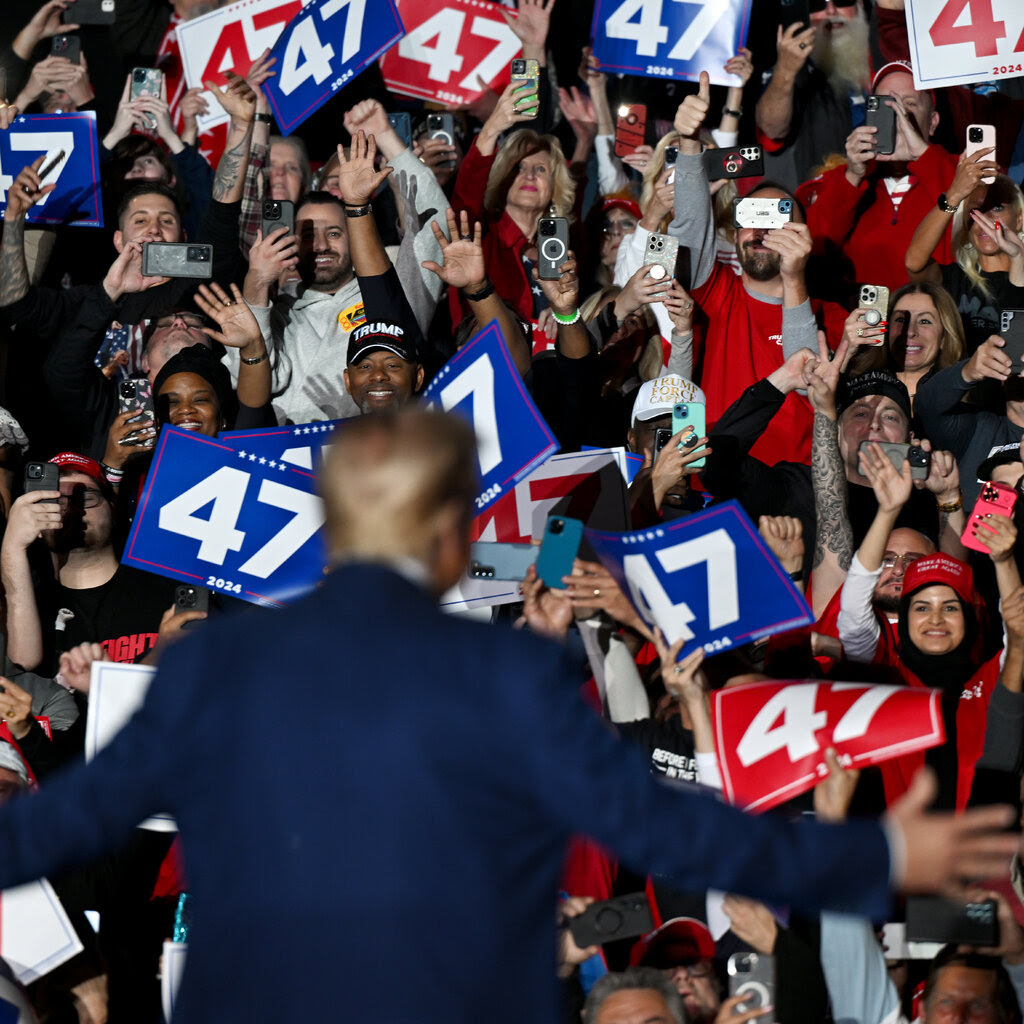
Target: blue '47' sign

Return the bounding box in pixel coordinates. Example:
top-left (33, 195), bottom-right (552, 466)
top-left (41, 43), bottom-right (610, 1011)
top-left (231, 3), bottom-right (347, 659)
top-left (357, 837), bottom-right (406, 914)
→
top-left (124, 428), bottom-right (328, 608)
top-left (263, 0), bottom-right (405, 134)
top-left (0, 113), bottom-right (103, 227)
top-left (422, 320), bottom-right (559, 515)
top-left (591, 0), bottom-right (751, 86)
top-left (585, 501), bottom-right (812, 655)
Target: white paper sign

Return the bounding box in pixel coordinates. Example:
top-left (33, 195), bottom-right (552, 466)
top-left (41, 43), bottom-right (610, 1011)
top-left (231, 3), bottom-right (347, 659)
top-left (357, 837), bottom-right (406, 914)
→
top-left (177, 0), bottom-right (313, 131)
top-left (440, 447), bottom-right (632, 612)
top-left (1, 878), bottom-right (84, 985)
top-left (906, 0), bottom-right (1024, 89)
top-left (86, 661), bottom-right (176, 832)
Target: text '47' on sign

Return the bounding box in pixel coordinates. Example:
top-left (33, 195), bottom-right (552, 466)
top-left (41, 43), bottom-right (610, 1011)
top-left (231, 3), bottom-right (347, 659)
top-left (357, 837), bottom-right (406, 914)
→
top-left (0, 113), bottom-right (102, 228)
top-left (591, 0), bottom-right (751, 86)
top-left (712, 681), bottom-right (944, 812)
top-left (380, 0), bottom-right (521, 108)
top-left (906, 0), bottom-right (1024, 89)
top-left (124, 427), bottom-right (328, 608)
top-left (584, 501), bottom-right (812, 656)
top-left (421, 320), bottom-right (559, 516)
top-left (262, 0), bottom-right (405, 134)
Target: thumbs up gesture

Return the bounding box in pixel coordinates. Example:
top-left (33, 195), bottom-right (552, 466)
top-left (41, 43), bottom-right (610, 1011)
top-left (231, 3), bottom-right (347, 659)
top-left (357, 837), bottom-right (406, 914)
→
top-left (673, 70), bottom-right (711, 147)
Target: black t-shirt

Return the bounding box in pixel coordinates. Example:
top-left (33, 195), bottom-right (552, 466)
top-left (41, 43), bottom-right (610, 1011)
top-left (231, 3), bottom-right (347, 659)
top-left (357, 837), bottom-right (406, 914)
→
top-left (618, 716), bottom-right (698, 782)
top-left (941, 262), bottom-right (1024, 352)
top-left (42, 563), bottom-right (178, 672)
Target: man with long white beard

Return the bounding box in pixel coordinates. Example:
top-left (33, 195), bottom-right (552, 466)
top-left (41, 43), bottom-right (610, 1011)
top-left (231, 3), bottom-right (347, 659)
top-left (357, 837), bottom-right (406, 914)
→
top-left (755, 0), bottom-right (873, 190)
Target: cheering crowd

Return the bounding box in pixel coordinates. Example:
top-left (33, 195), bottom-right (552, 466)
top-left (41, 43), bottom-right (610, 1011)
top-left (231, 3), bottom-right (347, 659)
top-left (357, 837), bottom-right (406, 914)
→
top-left (0, 0), bottom-right (1024, 1020)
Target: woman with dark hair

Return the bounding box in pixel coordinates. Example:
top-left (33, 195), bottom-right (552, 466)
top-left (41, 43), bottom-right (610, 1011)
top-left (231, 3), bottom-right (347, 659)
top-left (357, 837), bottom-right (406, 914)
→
top-left (838, 441), bottom-right (1021, 810)
top-left (100, 283), bottom-right (273, 534)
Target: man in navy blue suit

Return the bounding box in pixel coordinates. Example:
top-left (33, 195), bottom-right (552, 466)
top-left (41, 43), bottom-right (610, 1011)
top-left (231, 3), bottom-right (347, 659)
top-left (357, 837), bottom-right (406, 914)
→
top-left (0, 407), bottom-right (1016, 1023)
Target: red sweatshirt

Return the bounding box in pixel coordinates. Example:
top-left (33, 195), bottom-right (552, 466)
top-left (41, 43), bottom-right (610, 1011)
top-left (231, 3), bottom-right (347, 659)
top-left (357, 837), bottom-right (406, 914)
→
top-left (802, 144), bottom-right (958, 293)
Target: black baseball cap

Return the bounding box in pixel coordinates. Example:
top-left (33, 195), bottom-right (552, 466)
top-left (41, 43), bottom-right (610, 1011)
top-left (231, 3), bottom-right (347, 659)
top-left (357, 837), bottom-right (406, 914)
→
top-left (837, 370), bottom-right (912, 424)
top-left (346, 320), bottom-right (419, 366)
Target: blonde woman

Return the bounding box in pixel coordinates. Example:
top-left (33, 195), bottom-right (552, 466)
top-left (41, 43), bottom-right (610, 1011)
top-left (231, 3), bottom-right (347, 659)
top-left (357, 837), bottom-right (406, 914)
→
top-left (906, 150), bottom-right (1024, 350)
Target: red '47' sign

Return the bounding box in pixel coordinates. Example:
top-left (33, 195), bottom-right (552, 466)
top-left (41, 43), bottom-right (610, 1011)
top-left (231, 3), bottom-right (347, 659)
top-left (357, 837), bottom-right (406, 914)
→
top-left (906, 0), bottom-right (1024, 89)
top-left (712, 681), bottom-right (944, 813)
top-left (380, 0), bottom-right (522, 107)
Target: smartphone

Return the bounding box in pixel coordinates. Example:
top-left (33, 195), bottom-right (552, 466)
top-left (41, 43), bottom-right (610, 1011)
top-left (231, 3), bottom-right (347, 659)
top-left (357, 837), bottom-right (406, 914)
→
top-left (537, 217), bottom-right (570, 280)
top-left (906, 897), bottom-right (998, 946)
top-left (117, 376), bottom-right (153, 436)
top-left (702, 145), bottom-right (764, 181)
top-left (535, 515), bottom-right (584, 588)
top-left (673, 402), bottom-right (707, 469)
top-left (510, 58), bottom-right (540, 117)
top-left (141, 242), bottom-right (213, 279)
top-left (778, 0), bottom-right (810, 28)
top-left (614, 103), bottom-right (647, 158)
top-left (426, 112), bottom-right (457, 170)
top-left (63, 0), bottom-right (115, 24)
top-left (728, 953), bottom-right (775, 1024)
top-left (130, 67), bottom-right (164, 130)
top-left (261, 199), bottom-right (295, 240)
top-left (965, 124), bottom-right (996, 185)
top-left (866, 96), bottom-right (896, 156)
top-left (963, 480), bottom-right (1018, 552)
top-left (24, 461), bottom-right (60, 497)
top-left (643, 231), bottom-right (678, 288)
top-left (387, 112), bottom-right (412, 148)
top-left (174, 584), bottom-right (209, 630)
top-left (664, 144), bottom-right (679, 184)
top-left (50, 35), bottom-right (81, 64)
top-left (857, 440), bottom-right (929, 481)
top-left (733, 197), bottom-right (794, 229)
top-left (568, 893), bottom-right (653, 949)
top-left (468, 542), bottom-right (537, 581)
top-left (654, 427), bottom-right (673, 455)
top-left (1001, 309), bottom-right (1024, 374)
top-left (858, 283), bottom-right (890, 344)
top-left (427, 112), bottom-right (455, 146)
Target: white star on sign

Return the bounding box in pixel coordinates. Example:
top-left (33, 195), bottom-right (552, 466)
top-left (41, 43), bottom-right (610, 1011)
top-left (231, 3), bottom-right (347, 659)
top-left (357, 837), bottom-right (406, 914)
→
top-left (268, 460), bottom-right (277, 468)
top-left (249, 453), bottom-right (257, 461)
top-left (259, 457), bottom-right (266, 465)
top-left (238, 449), bottom-right (247, 458)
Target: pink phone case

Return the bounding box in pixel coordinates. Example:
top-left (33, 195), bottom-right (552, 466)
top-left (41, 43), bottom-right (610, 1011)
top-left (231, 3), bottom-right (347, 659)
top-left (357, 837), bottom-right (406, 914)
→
top-left (962, 480), bottom-right (1017, 553)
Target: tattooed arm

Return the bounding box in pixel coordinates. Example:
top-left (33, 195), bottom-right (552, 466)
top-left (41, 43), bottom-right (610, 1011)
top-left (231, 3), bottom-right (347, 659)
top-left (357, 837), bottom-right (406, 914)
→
top-left (804, 333), bottom-right (854, 617)
top-left (207, 72), bottom-right (256, 205)
top-left (0, 156), bottom-right (54, 308)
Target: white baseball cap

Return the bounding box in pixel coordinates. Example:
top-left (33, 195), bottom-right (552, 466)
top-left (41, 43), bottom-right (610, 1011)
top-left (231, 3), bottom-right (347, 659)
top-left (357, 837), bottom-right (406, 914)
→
top-left (631, 374), bottom-right (705, 427)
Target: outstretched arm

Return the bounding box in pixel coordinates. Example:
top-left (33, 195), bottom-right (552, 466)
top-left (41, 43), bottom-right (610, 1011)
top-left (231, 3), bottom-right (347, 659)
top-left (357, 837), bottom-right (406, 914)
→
top-left (208, 72), bottom-right (256, 204)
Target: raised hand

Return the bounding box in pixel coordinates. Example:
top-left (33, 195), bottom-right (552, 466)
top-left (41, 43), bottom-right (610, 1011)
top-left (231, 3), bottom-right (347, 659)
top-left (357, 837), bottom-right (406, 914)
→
top-left (334, 130), bottom-right (392, 207)
top-left (534, 254), bottom-right (580, 318)
top-left (673, 71), bottom-right (710, 141)
top-left (194, 281), bottom-right (264, 352)
top-left (947, 146), bottom-right (999, 206)
top-left (774, 21), bottom-right (816, 76)
top-left (421, 209), bottom-right (486, 291)
top-left (859, 441), bottom-right (913, 513)
top-left (962, 335), bottom-right (1013, 383)
top-left (246, 226), bottom-right (298, 292)
top-left (205, 70), bottom-right (256, 124)
top-left (500, 0), bottom-right (555, 55)
top-left (3, 155), bottom-right (56, 221)
top-left (758, 515), bottom-right (804, 575)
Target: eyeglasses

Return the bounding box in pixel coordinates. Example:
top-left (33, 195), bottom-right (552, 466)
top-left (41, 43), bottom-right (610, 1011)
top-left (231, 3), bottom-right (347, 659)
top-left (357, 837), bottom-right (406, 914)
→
top-left (602, 219), bottom-right (638, 236)
top-left (151, 313), bottom-right (206, 330)
top-left (881, 553), bottom-right (923, 571)
top-left (668, 961), bottom-right (713, 979)
top-left (58, 488), bottom-right (104, 508)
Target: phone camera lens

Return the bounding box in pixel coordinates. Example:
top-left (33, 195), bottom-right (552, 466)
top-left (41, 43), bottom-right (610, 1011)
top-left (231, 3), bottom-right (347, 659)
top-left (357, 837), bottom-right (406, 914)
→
top-left (969, 127), bottom-right (983, 142)
top-left (133, 69), bottom-right (146, 82)
top-left (780, 200), bottom-right (793, 213)
top-left (550, 519), bottom-right (564, 535)
top-left (28, 465), bottom-right (42, 479)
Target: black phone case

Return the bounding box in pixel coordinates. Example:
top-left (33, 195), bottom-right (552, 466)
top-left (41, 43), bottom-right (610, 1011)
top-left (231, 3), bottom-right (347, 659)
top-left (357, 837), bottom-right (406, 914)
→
top-left (702, 146), bottom-right (764, 181)
top-left (866, 97), bottom-right (896, 155)
top-left (568, 893), bottom-right (653, 948)
top-left (64, 0), bottom-right (116, 24)
top-left (1001, 309), bottom-right (1024, 373)
top-left (261, 200), bottom-right (295, 239)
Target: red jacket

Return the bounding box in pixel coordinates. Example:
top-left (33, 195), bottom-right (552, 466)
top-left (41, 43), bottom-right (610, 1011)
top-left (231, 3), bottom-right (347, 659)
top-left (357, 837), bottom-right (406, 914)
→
top-left (802, 144), bottom-right (958, 293)
top-left (692, 262), bottom-right (848, 466)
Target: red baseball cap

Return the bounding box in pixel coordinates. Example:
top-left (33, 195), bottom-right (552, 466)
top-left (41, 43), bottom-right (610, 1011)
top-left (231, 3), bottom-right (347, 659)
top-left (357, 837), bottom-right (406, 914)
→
top-left (629, 917), bottom-right (716, 968)
top-left (871, 60), bottom-right (936, 105)
top-left (49, 452), bottom-right (106, 486)
top-left (602, 197), bottom-right (642, 221)
top-left (902, 553), bottom-right (974, 605)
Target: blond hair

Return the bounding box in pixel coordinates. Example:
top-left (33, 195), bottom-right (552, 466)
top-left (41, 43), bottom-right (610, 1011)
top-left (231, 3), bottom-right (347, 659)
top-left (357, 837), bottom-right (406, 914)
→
top-left (484, 131), bottom-right (575, 223)
top-left (952, 174), bottom-right (1024, 301)
top-left (320, 409), bottom-right (478, 564)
